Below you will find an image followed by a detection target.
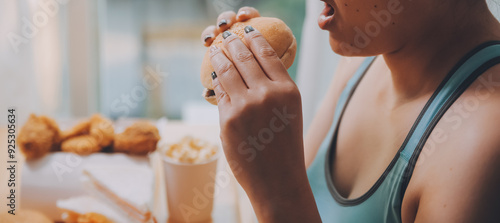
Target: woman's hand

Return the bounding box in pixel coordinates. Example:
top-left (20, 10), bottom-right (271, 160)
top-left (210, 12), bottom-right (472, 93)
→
top-left (201, 7), bottom-right (321, 222)
top-left (210, 25), bottom-right (304, 190)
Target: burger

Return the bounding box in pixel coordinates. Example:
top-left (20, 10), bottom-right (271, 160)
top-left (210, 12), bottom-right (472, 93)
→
top-left (200, 17), bottom-right (297, 105)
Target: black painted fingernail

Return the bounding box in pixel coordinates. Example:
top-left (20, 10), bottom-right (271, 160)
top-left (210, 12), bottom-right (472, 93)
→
top-left (222, 31), bottom-right (232, 39)
top-left (218, 19), bottom-right (227, 27)
top-left (204, 35), bottom-right (212, 42)
top-left (211, 71), bottom-right (217, 79)
top-left (244, 25), bottom-right (255, 34)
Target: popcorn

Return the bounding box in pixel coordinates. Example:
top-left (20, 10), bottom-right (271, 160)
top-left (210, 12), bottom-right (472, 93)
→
top-left (162, 136), bottom-right (218, 164)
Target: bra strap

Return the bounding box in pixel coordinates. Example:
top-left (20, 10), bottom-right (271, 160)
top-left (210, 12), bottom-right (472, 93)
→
top-left (400, 41), bottom-right (500, 196)
top-left (332, 56), bottom-right (377, 125)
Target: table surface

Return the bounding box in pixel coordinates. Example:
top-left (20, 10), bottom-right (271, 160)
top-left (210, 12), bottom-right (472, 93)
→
top-left (0, 121), bottom-right (257, 223)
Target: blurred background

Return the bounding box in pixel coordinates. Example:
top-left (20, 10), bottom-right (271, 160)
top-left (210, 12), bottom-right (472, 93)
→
top-left (2, 0), bottom-right (500, 129)
top-left (0, 0), bottom-right (309, 124)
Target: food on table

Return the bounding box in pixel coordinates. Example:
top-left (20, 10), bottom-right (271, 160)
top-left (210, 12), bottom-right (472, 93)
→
top-left (83, 165), bottom-right (155, 223)
top-left (58, 165), bottom-right (156, 223)
top-left (57, 196), bottom-right (130, 223)
top-left (161, 136), bottom-right (219, 222)
top-left (114, 122), bottom-right (160, 155)
top-left (18, 114), bottom-right (62, 160)
top-left (200, 17), bottom-right (297, 105)
top-left (19, 113), bottom-right (160, 158)
top-left (0, 209), bottom-right (52, 223)
top-left (61, 135), bottom-right (101, 155)
top-left (61, 119), bottom-right (91, 140)
top-left (61, 114), bottom-right (114, 155)
top-left (89, 114), bottom-right (114, 147)
top-left (76, 213), bottom-right (113, 223)
top-left (162, 136), bottom-right (218, 163)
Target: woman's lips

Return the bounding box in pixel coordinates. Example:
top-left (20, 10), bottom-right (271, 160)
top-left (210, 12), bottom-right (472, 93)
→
top-left (318, 1), bottom-right (335, 29)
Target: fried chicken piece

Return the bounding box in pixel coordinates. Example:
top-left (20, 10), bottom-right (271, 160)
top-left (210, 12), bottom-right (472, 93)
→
top-left (77, 212), bottom-right (113, 223)
top-left (61, 135), bottom-right (101, 155)
top-left (18, 114), bottom-right (62, 160)
top-left (61, 120), bottom-right (91, 140)
top-left (114, 122), bottom-right (160, 155)
top-left (60, 114), bottom-right (114, 155)
top-left (89, 114), bottom-right (114, 147)
top-left (61, 211), bottom-right (113, 223)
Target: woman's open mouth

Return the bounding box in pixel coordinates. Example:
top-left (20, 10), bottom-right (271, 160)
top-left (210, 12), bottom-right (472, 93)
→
top-left (318, 0), bottom-right (335, 29)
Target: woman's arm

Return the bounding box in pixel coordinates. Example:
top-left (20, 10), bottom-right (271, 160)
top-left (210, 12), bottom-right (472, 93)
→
top-left (205, 12), bottom-right (322, 222)
top-left (411, 137), bottom-right (500, 223)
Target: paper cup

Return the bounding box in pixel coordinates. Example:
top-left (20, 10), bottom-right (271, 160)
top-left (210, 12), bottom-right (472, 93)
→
top-left (162, 153), bottom-right (220, 223)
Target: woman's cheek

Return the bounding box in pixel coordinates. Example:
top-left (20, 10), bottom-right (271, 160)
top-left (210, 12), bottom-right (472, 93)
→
top-left (326, 1), bottom-right (397, 54)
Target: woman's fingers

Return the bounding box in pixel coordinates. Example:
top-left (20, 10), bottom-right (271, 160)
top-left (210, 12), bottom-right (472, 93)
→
top-left (202, 7), bottom-right (259, 46)
top-left (223, 31), bottom-right (268, 88)
top-left (243, 26), bottom-right (291, 81)
top-left (211, 73), bottom-right (231, 106)
top-left (201, 25), bottom-right (219, 47)
top-left (217, 11), bottom-right (237, 33)
top-left (210, 45), bottom-right (248, 96)
top-left (236, 7), bottom-right (260, 22)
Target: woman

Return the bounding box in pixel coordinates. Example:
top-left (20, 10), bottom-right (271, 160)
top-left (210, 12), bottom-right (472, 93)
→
top-left (201, 0), bottom-right (500, 222)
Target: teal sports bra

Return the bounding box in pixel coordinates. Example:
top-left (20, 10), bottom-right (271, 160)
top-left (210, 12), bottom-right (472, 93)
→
top-left (307, 41), bottom-right (500, 223)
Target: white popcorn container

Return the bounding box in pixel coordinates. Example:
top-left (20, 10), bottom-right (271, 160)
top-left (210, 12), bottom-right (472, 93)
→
top-left (162, 152), bottom-right (220, 223)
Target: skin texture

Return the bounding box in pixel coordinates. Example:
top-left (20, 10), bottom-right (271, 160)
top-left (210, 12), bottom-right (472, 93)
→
top-left (203, 1), bottom-right (500, 222)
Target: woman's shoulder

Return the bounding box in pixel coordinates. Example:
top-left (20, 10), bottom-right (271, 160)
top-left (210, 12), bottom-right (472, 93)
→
top-left (404, 64), bottom-right (500, 221)
top-left (414, 63), bottom-right (500, 175)
top-left (452, 63), bottom-right (500, 134)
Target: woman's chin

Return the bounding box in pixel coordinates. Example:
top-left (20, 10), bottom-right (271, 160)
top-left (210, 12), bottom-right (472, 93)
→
top-left (329, 37), bottom-right (380, 57)
top-left (329, 38), bottom-right (359, 57)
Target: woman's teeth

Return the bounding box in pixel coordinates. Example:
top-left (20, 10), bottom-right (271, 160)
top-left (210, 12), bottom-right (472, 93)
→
top-left (318, 1), bottom-right (335, 29)
top-left (325, 2), bottom-right (334, 17)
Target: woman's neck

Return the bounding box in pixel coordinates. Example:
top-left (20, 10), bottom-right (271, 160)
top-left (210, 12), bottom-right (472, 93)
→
top-left (382, 1), bottom-right (500, 105)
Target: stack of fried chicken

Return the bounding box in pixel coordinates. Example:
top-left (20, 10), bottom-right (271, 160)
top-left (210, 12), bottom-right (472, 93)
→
top-left (18, 114), bottom-right (161, 160)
